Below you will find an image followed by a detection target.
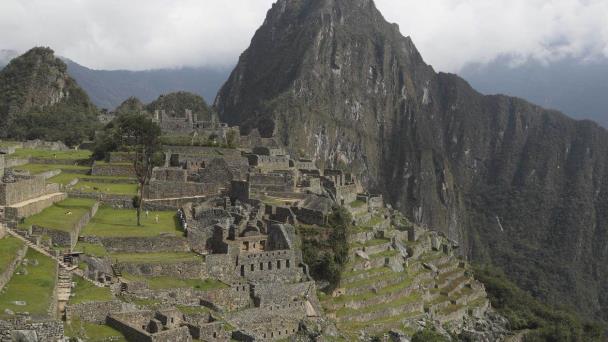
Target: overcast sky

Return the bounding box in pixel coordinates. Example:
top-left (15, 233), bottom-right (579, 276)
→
top-left (1, 0), bottom-right (607, 72)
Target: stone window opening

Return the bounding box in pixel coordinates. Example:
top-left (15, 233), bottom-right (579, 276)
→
top-left (260, 262), bottom-right (264, 270)
top-left (250, 264), bottom-right (254, 272)
top-left (268, 261), bottom-right (272, 270)
top-left (277, 260), bottom-right (281, 269)
top-left (286, 259), bottom-right (290, 268)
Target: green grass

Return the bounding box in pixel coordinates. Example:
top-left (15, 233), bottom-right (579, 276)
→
top-left (335, 292), bottom-right (421, 317)
top-left (69, 276), bottom-right (114, 304)
top-left (18, 198), bottom-right (97, 232)
top-left (72, 181), bottom-right (138, 195)
top-left (124, 274), bottom-right (226, 290)
top-left (49, 173), bottom-right (136, 186)
top-left (64, 319), bottom-right (126, 342)
top-left (0, 237), bottom-right (24, 274)
top-left (14, 163), bottom-right (90, 175)
top-left (74, 242), bottom-right (108, 257)
top-left (349, 200), bottom-right (366, 208)
top-left (0, 141), bottom-right (20, 147)
top-left (111, 252), bottom-right (200, 264)
top-left (9, 148), bottom-right (92, 160)
top-left (81, 207), bottom-right (181, 238)
top-left (0, 249), bottom-right (56, 317)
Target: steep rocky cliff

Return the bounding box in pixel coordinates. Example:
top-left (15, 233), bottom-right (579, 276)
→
top-left (0, 47), bottom-right (98, 144)
top-left (216, 0), bottom-right (608, 321)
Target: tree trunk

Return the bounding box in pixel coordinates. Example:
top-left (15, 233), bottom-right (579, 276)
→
top-left (137, 183), bottom-right (144, 226)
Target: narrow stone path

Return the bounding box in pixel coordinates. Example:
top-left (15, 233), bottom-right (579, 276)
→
top-left (4, 226), bottom-right (105, 288)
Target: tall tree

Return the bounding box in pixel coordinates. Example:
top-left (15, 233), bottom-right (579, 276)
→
top-left (97, 113), bottom-right (161, 225)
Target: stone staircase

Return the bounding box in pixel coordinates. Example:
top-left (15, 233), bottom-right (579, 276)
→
top-left (4, 226), bottom-right (105, 288)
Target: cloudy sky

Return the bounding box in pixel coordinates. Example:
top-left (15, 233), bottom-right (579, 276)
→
top-left (1, 0), bottom-right (607, 72)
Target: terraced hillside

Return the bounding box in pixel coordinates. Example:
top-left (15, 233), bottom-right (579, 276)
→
top-left (318, 206), bottom-right (503, 340)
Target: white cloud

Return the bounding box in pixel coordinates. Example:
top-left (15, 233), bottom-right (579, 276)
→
top-left (375, 0), bottom-right (608, 71)
top-left (0, 0), bottom-right (606, 72)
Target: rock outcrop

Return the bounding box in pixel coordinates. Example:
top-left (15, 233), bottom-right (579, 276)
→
top-left (216, 0), bottom-right (608, 321)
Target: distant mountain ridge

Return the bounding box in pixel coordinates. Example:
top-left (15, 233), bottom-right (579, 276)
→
top-left (461, 57), bottom-right (608, 128)
top-left (64, 59), bottom-right (231, 110)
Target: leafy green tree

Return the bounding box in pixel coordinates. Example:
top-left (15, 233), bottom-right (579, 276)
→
top-left (94, 113), bottom-right (162, 225)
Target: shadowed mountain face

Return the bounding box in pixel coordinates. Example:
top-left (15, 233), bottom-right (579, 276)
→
top-left (64, 59), bottom-right (231, 110)
top-left (0, 47), bottom-right (98, 145)
top-left (461, 57), bottom-right (608, 129)
top-left (216, 0), bottom-right (608, 321)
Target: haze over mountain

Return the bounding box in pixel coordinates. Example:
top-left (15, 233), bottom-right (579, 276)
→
top-left (216, 0), bottom-right (608, 322)
top-left (461, 57), bottom-right (608, 128)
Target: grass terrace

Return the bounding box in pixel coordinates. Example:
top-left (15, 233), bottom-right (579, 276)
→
top-left (68, 276), bottom-right (114, 305)
top-left (48, 173), bottom-right (136, 186)
top-left (81, 207), bottom-right (181, 238)
top-left (71, 181), bottom-right (138, 196)
top-left (18, 198), bottom-right (97, 232)
top-left (348, 200), bottom-right (366, 208)
top-left (111, 252), bottom-right (200, 264)
top-left (74, 242), bottom-right (108, 257)
top-left (14, 163), bottom-right (90, 175)
top-left (64, 319), bottom-right (126, 342)
top-left (9, 148), bottom-right (92, 160)
top-left (0, 249), bottom-right (56, 317)
top-left (123, 275), bottom-right (226, 291)
top-left (0, 237), bottom-right (24, 274)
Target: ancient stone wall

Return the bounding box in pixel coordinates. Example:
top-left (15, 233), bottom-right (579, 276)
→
top-left (236, 250), bottom-right (302, 282)
top-left (5, 192), bottom-right (67, 220)
top-left (247, 155), bottom-right (290, 170)
top-left (101, 236), bottom-right (189, 254)
top-left (5, 158), bottom-right (29, 168)
top-left (31, 201), bottom-right (98, 248)
top-left (91, 162), bottom-right (136, 177)
top-left (65, 300), bottom-right (136, 324)
top-left (153, 167), bottom-right (188, 182)
top-left (0, 176), bottom-right (47, 206)
top-left (145, 180), bottom-right (217, 200)
top-left (0, 317), bottom-right (64, 342)
top-left (109, 152), bottom-right (136, 163)
top-left (230, 181), bottom-right (250, 202)
top-left (107, 312), bottom-right (192, 342)
top-left (248, 172), bottom-right (295, 193)
top-left (291, 207), bottom-right (328, 226)
top-left (117, 260), bottom-right (206, 279)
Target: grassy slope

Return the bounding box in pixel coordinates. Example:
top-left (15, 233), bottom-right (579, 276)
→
top-left (68, 276), bottom-right (114, 305)
top-left (0, 237), bottom-right (24, 274)
top-left (0, 249), bottom-right (56, 317)
top-left (18, 198), bottom-right (97, 232)
top-left (81, 208), bottom-right (181, 238)
top-left (9, 148), bottom-right (91, 160)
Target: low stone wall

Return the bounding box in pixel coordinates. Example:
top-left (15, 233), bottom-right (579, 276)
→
top-left (29, 157), bottom-right (90, 165)
top-left (101, 236), bottom-right (189, 253)
top-left (66, 300), bottom-right (137, 324)
top-left (68, 191), bottom-right (134, 209)
top-left (92, 162), bottom-right (135, 177)
top-left (38, 169), bottom-right (62, 180)
top-left (5, 192), bottom-right (67, 220)
top-left (0, 245), bottom-right (27, 291)
top-left (31, 201), bottom-right (98, 248)
top-left (145, 180), bottom-right (218, 200)
top-left (0, 317), bottom-right (64, 342)
top-left (5, 158), bottom-right (29, 168)
top-left (118, 260), bottom-right (206, 279)
top-left (106, 313), bottom-right (192, 342)
top-left (0, 176), bottom-right (47, 206)
top-left (143, 197), bottom-right (209, 211)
